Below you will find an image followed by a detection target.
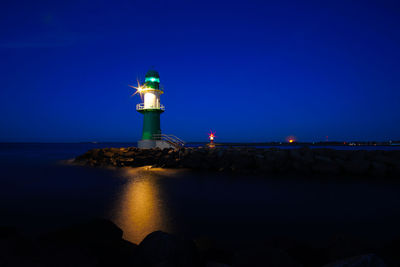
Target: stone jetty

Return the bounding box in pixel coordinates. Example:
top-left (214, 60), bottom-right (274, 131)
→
top-left (74, 146), bottom-right (400, 178)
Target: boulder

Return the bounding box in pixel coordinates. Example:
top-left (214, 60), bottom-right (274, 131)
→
top-left (301, 151), bottom-right (315, 165)
top-left (342, 160), bottom-right (370, 175)
top-left (108, 147), bottom-right (122, 153)
top-left (39, 219), bottom-right (139, 267)
top-left (123, 151), bottom-right (136, 157)
top-left (375, 155), bottom-right (399, 166)
top-left (232, 246), bottom-right (301, 267)
top-left (312, 161), bottom-right (340, 174)
top-left (183, 159), bottom-right (201, 169)
top-left (324, 234), bottom-right (375, 263)
top-left (183, 149), bottom-right (191, 157)
top-left (103, 151), bottom-right (115, 158)
top-left (195, 237), bottom-right (232, 265)
top-left (206, 261), bottom-right (232, 267)
top-left (370, 162), bottom-right (387, 177)
top-left (139, 231), bottom-right (201, 267)
top-left (217, 150), bottom-right (225, 158)
top-left (40, 219), bottom-right (123, 245)
top-left (289, 149), bottom-right (303, 161)
top-left (349, 151), bottom-right (367, 162)
top-left (314, 155), bottom-right (333, 163)
top-left (392, 162), bottom-right (400, 176)
top-left (322, 254), bottom-right (386, 267)
top-left (314, 149), bottom-right (336, 158)
top-left (0, 234), bottom-right (47, 267)
top-left (0, 226), bottom-right (18, 239)
top-left (292, 161), bottom-right (311, 174)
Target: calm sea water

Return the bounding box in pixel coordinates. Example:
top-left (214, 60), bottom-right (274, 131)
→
top-left (1, 143), bottom-right (400, 245)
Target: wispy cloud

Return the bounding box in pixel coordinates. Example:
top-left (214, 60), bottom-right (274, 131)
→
top-left (0, 32), bottom-right (93, 49)
top-left (0, 40), bottom-right (75, 48)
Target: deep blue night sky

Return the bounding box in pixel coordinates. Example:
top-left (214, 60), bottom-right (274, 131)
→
top-left (1, 0), bottom-right (399, 142)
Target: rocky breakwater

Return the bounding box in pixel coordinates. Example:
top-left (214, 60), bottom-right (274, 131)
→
top-left (74, 147), bottom-right (400, 178)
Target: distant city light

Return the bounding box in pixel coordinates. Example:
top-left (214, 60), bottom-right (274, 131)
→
top-left (286, 136), bottom-right (297, 143)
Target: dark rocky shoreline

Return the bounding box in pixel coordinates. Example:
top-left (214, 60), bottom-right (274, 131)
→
top-left (74, 146), bottom-right (400, 178)
top-left (1, 218), bottom-right (398, 267)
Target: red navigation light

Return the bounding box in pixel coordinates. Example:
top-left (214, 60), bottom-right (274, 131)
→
top-left (209, 131), bottom-right (216, 141)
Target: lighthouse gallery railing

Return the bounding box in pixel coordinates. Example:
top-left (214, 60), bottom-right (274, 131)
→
top-left (136, 103), bottom-right (165, 111)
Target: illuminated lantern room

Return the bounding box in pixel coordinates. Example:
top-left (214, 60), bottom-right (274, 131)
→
top-left (141, 70), bottom-right (163, 110)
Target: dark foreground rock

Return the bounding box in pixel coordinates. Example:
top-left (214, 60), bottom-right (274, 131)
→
top-left (139, 231), bottom-right (201, 267)
top-left (232, 246), bottom-right (301, 267)
top-left (1, 219), bottom-right (400, 267)
top-left (0, 219), bottom-right (139, 267)
top-left (322, 254), bottom-right (386, 267)
top-left (74, 146), bottom-right (400, 178)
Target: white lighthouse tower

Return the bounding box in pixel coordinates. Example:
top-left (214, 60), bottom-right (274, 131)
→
top-left (133, 69), bottom-right (185, 149)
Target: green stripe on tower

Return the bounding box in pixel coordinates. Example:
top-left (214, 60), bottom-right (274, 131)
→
top-left (139, 109), bottom-right (163, 140)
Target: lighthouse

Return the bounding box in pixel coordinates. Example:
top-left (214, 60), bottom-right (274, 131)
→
top-left (133, 69), bottom-right (183, 149)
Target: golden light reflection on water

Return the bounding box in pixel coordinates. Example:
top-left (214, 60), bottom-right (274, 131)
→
top-left (112, 167), bottom-right (181, 244)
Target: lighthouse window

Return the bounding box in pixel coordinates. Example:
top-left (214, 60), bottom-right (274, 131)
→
top-left (146, 77), bottom-right (160, 83)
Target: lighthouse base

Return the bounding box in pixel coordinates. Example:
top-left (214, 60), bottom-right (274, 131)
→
top-left (138, 139), bottom-right (175, 149)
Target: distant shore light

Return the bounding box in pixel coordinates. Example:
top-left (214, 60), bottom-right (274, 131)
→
top-left (286, 136), bottom-right (297, 143)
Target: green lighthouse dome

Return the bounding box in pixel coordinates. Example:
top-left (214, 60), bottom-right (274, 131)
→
top-left (145, 69), bottom-right (160, 79)
top-left (145, 69), bottom-right (160, 89)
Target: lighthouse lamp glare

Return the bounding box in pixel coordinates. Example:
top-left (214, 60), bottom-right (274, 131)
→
top-left (129, 80), bottom-right (151, 99)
